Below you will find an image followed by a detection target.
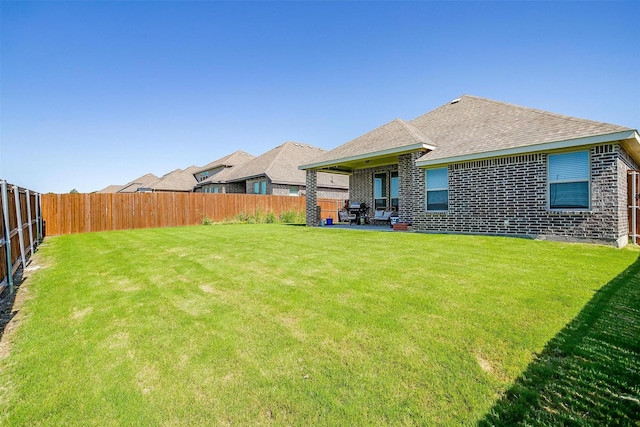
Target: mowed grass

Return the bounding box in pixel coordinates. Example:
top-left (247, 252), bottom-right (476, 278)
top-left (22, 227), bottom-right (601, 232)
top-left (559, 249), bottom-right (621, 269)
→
top-left (0, 225), bottom-right (638, 425)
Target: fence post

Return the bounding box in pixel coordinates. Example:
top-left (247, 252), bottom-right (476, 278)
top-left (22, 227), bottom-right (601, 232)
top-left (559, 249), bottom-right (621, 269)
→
top-left (36, 193), bottom-right (42, 243)
top-left (25, 189), bottom-right (35, 255)
top-left (13, 186), bottom-right (27, 271)
top-left (1, 180), bottom-right (13, 294)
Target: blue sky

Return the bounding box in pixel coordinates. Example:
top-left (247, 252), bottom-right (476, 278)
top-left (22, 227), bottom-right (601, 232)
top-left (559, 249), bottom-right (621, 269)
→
top-left (1, 1), bottom-right (639, 193)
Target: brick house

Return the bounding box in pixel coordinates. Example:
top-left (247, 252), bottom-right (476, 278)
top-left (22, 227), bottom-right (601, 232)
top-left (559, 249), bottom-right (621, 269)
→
top-left (301, 95), bottom-right (640, 247)
top-left (198, 142), bottom-right (349, 198)
top-left (193, 151), bottom-right (256, 193)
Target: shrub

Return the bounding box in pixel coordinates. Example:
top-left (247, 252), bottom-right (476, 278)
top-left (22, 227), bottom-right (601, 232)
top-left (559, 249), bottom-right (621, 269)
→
top-left (222, 209), bottom-right (305, 224)
top-left (279, 210), bottom-right (305, 223)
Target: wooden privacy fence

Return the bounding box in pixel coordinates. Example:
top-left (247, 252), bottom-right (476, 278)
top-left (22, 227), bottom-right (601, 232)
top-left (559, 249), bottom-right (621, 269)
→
top-left (42, 192), bottom-right (345, 236)
top-left (1, 180), bottom-right (43, 294)
top-left (629, 171), bottom-right (640, 245)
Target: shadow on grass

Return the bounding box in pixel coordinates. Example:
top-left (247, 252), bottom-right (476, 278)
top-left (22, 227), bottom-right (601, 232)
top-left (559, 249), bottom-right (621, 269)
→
top-left (0, 271), bottom-right (25, 341)
top-left (479, 255), bottom-right (640, 426)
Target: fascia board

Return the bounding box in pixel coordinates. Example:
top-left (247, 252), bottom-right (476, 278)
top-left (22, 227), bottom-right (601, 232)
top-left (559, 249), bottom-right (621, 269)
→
top-left (416, 131), bottom-right (637, 167)
top-left (299, 143), bottom-right (435, 170)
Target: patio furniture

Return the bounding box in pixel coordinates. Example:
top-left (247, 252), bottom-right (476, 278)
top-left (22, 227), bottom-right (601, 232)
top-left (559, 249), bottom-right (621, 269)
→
top-left (338, 210), bottom-right (356, 224)
top-left (370, 208), bottom-right (393, 224)
top-left (347, 202), bottom-right (369, 224)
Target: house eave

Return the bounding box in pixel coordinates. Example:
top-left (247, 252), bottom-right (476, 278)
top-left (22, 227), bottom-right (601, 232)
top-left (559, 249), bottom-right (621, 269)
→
top-left (299, 143), bottom-right (435, 171)
top-left (226, 173), bottom-right (267, 183)
top-left (416, 130), bottom-right (639, 167)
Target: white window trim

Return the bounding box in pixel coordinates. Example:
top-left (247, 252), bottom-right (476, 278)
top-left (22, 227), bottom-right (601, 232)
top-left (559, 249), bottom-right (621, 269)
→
top-left (425, 167), bottom-right (449, 212)
top-left (547, 150), bottom-right (591, 211)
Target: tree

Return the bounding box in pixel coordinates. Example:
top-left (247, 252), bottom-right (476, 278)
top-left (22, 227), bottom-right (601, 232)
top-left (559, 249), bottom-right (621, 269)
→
top-left (69, 189), bottom-right (79, 194)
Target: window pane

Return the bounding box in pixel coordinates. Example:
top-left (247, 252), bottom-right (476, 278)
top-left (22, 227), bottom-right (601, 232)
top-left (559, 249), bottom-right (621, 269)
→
top-left (375, 198), bottom-right (386, 209)
top-left (391, 173), bottom-right (399, 198)
top-left (374, 173), bottom-right (386, 198)
top-left (261, 181), bottom-right (267, 194)
top-left (550, 182), bottom-right (589, 209)
top-left (374, 178), bottom-right (382, 198)
top-left (426, 168), bottom-right (448, 189)
top-left (254, 182), bottom-right (259, 194)
top-left (427, 190), bottom-right (448, 211)
top-left (549, 151), bottom-right (589, 181)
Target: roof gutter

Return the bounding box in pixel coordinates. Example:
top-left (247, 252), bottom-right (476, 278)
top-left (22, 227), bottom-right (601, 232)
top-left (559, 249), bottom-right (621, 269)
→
top-left (299, 142), bottom-right (436, 170)
top-left (416, 130), bottom-right (639, 167)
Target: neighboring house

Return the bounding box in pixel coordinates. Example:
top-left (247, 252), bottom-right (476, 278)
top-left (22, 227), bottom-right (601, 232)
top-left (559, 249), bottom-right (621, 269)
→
top-left (301, 95), bottom-right (640, 247)
top-left (96, 184), bottom-right (124, 193)
top-left (117, 173), bottom-right (161, 193)
top-left (148, 167), bottom-right (200, 192)
top-left (193, 151), bottom-right (255, 193)
top-left (202, 141), bottom-right (349, 198)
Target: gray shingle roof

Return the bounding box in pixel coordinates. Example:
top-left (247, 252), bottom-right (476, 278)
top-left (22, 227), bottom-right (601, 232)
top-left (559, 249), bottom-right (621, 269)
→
top-left (96, 184), bottom-right (124, 193)
top-left (226, 142), bottom-right (349, 188)
top-left (411, 95), bottom-right (632, 162)
top-left (302, 95), bottom-right (634, 169)
top-left (196, 166), bottom-right (238, 185)
top-left (117, 173), bottom-right (161, 193)
top-left (304, 119), bottom-right (435, 166)
top-left (193, 150), bottom-right (255, 175)
top-left (150, 167), bottom-right (199, 192)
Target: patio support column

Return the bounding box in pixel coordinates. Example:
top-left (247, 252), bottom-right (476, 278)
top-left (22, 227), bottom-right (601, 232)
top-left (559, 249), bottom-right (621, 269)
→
top-left (305, 169), bottom-right (318, 226)
top-left (398, 151), bottom-right (426, 224)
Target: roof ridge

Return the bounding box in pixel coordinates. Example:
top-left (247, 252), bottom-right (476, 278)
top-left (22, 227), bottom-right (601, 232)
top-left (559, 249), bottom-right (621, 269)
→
top-left (459, 95), bottom-right (630, 129)
top-left (263, 142), bottom-right (293, 175)
top-left (395, 118), bottom-right (437, 146)
top-left (194, 150), bottom-right (256, 174)
top-left (264, 141), bottom-right (319, 177)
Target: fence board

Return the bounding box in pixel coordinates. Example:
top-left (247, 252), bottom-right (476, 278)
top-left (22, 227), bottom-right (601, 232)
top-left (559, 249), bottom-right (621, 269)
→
top-left (1, 181), bottom-right (43, 292)
top-left (41, 192), bottom-right (341, 236)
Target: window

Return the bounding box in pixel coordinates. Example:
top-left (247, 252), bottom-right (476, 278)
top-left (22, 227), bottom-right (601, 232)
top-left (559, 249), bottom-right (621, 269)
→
top-left (426, 168), bottom-right (448, 211)
top-left (390, 171), bottom-right (399, 210)
top-left (289, 186), bottom-right (299, 196)
top-left (213, 187), bottom-right (219, 194)
top-left (548, 151), bottom-right (590, 209)
top-left (373, 173), bottom-right (387, 209)
top-left (253, 180), bottom-right (267, 194)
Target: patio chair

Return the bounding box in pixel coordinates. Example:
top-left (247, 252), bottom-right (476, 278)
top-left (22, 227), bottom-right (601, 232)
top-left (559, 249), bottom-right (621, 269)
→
top-left (338, 210), bottom-right (356, 224)
top-left (370, 208), bottom-right (393, 224)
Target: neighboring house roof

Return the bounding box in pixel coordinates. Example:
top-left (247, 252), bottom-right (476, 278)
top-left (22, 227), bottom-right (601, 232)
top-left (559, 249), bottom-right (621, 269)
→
top-left (301, 95), bottom-right (639, 171)
top-left (194, 151), bottom-right (256, 189)
top-left (226, 141), bottom-right (349, 188)
top-left (197, 166), bottom-right (239, 186)
top-left (117, 173), bottom-right (161, 193)
top-left (150, 166), bottom-right (200, 192)
top-left (193, 150), bottom-right (255, 175)
top-left (96, 184), bottom-right (124, 193)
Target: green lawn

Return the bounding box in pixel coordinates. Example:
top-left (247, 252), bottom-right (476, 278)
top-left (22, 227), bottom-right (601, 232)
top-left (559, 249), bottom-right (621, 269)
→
top-left (0, 225), bottom-right (638, 425)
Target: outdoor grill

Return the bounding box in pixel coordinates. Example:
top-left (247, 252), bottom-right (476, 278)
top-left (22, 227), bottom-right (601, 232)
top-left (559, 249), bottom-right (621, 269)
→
top-left (348, 202), bottom-right (368, 224)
